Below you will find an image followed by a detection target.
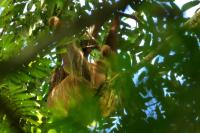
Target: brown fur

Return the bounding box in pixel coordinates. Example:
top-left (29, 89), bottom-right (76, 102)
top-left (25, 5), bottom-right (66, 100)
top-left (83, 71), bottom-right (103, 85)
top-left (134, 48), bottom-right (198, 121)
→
top-left (47, 15), bottom-right (120, 117)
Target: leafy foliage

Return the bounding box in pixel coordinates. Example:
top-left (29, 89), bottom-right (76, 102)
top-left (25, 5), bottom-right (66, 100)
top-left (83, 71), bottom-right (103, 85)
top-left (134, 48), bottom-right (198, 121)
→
top-left (0, 0), bottom-right (200, 132)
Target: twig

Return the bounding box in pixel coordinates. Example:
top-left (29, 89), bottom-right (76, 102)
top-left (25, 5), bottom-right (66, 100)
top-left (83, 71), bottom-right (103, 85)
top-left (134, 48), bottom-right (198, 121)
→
top-left (117, 11), bottom-right (141, 24)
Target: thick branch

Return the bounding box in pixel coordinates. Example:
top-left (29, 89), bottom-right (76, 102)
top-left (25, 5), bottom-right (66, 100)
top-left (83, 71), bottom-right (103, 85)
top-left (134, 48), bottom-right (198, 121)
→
top-left (0, 0), bottom-right (132, 77)
top-left (117, 11), bottom-right (141, 23)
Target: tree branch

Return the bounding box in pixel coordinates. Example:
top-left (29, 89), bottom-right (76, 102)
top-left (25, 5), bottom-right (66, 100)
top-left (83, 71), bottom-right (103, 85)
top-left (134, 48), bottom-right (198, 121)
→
top-left (0, 0), bottom-right (132, 78)
top-left (117, 11), bottom-right (141, 23)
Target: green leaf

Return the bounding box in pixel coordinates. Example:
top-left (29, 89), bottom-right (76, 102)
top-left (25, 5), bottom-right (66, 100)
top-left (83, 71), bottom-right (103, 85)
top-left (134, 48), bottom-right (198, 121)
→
top-left (18, 100), bottom-right (39, 107)
top-left (15, 93), bottom-right (35, 100)
top-left (10, 86), bottom-right (27, 95)
top-left (0, 0), bottom-right (11, 7)
top-left (181, 1), bottom-right (200, 12)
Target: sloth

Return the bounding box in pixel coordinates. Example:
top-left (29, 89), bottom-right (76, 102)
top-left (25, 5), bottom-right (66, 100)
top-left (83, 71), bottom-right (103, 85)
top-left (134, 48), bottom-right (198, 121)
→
top-left (47, 15), bottom-right (119, 118)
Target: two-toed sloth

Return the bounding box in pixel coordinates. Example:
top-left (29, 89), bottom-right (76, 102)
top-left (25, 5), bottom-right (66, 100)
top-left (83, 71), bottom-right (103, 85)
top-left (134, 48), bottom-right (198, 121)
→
top-left (47, 43), bottom-right (114, 117)
top-left (47, 15), bottom-right (119, 118)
